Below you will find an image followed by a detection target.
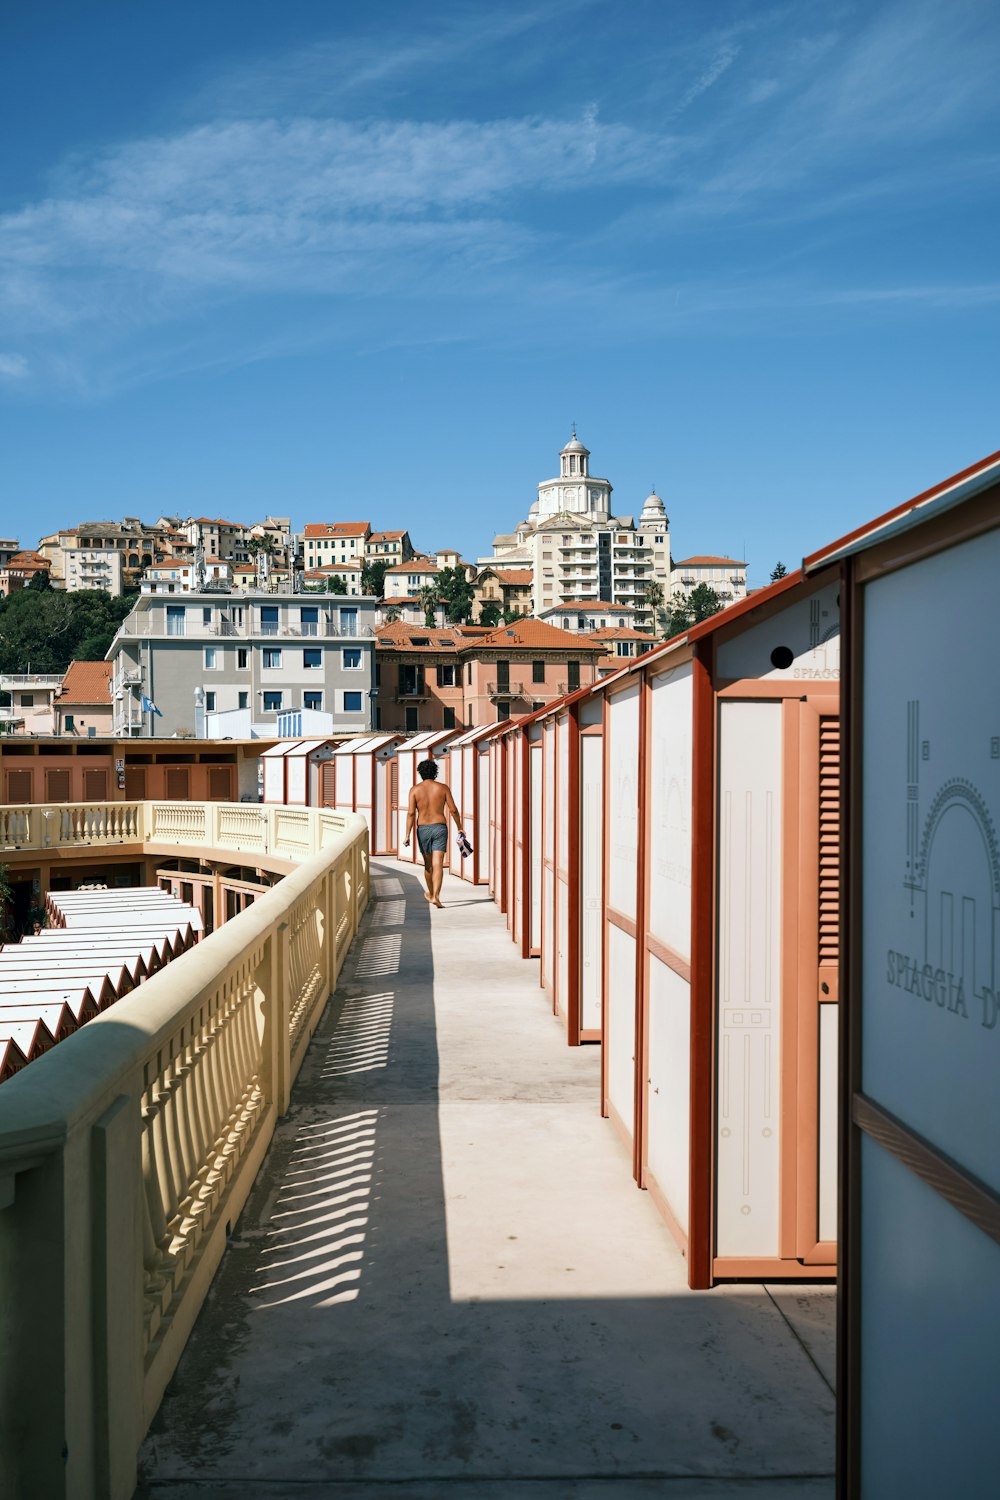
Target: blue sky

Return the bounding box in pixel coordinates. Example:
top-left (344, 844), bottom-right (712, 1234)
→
top-left (1, 0), bottom-right (998, 582)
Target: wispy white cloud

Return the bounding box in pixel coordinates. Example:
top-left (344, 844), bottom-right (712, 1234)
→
top-left (3, 0), bottom-right (998, 397)
top-left (673, 43), bottom-right (741, 115)
top-left (0, 111), bottom-right (675, 337)
top-left (0, 352), bottom-right (29, 379)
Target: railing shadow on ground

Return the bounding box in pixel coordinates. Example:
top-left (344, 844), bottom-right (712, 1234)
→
top-left (136, 862), bottom-right (836, 1500)
top-left (0, 804), bottom-right (370, 1500)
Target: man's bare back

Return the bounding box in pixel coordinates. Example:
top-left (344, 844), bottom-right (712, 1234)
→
top-left (404, 767), bottom-right (460, 907)
top-left (411, 779), bottom-right (455, 824)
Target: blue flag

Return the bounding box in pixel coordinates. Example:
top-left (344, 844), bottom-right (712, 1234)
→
top-left (141, 695), bottom-right (162, 716)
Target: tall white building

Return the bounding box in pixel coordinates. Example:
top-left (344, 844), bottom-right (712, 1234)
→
top-left (485, 433), bottom-right (672, 631)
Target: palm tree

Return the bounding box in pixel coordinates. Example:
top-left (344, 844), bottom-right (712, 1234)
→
top-left (418, 584), bottom-right (440, 626)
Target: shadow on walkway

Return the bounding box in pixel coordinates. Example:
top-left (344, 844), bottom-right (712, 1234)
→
top-left (137, 862), bottom-right (834, 1499)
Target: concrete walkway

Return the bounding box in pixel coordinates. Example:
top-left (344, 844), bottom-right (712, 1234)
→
top-left (137, 860), bottom-right (836, 1498)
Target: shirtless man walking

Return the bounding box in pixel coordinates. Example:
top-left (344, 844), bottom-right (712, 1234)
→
top-left (403, 758), bottom-right (461, 907)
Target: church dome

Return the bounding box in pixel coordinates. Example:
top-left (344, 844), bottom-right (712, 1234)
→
top-left (639, 489), bottom-right (668, 528)
top-left (561, 433), bottom-right (589, 456)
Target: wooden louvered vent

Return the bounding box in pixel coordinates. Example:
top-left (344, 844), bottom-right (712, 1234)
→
top-left (818, 717), bottom-right (840, 966)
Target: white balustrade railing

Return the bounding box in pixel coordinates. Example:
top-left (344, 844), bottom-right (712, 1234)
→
top-left (0, 800), bottom-right (369, 1500)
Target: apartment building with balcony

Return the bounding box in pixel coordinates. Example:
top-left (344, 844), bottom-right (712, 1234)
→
top-left (182, 516), bottom-right (251, 564)
top-left (38, 518), bottom-right (177, 594)
top-left (480, 435), bottom-right (671, 631)
top-left (537, 601), bottom-right (640, 632)
top-left (671, 555), bottom-right (748, 604)
top-left (471, 566), bottom-right (534, 621)
top-left (62, 547), bottom-right (124, 594)
top-left (0, 549), bottom-right (53, 596)
top-left (383, 556), bottom-right (440, 599)
top-left (141, 557), bottom-right (232, 594)
top-left (302, 521), bottom-right (372, 573)
top-left (302, 562), bottom-right (364, 595)
top-left (465, 618), bottom-right (605, 723)
top-left (366, 529), bottom-right (414, 565)
top-left (0, 672), bottom-right (63, 733)
top-left (376, 617), bottom-right (604, 732)
top-left (107, 591), bottom-right (381, 738)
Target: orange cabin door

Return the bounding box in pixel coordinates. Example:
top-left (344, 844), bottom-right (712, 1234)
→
top-left (783, 700), bottom-right (840, 1267)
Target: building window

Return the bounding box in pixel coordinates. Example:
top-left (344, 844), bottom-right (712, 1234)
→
top-left (562, 617), bottom-right (571, 630)
top-left (304, 690), bottom-right (323, 711)
top-left (64, 714), bottom-right (74, 731)
top-left (303, 648), bottom-right (322, 669)
top-left (21, 693), bottom-right (34, 708)
top-left (443, 706), bottom-right (456, 729)
top-left (260, 605), bottom-right (279, 635)
top-left (204, 647), bottom-right (218, 669)
top-left (237, 648), bottom-right (249, 670)
top-left (342, 647), bottom-right (362, 670)
top-left (467, 662), bottom-right (472, 685)
top-left (532, 660), bottom-right (545, 683)
top-left (497, 701), bottom-right (509, 721)
top-left (205, 690), bottom-right (217, 711)
top-left (263, 648), bottom-right (282, 669)
top-left (436, 664), bottom-right (457, 687)
top-left (567, 660), bottom-right (580, 691)
top-left (343, 690), bottom-right (363, 713)
top-left (340, 607), bottom-right (358, 633)
top-left (238, 691), bottom-right (249, 710)
top-left (263, 691), bottom-right (282, 712)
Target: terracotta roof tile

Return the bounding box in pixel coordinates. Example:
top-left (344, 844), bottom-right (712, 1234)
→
top-left (59, 661), bottom-right (113, 705)
top-left (544, 600), bottom-right (637, 612)
top-left (473, 619), bottom-right (605, 651)
top-left (588, 626), bottom-right (656, 641)
top-left (385, 558), bottom-right (438, 574)
top-left (492, 569), bottom-right (533, 585)
top-left (673, 555), bottom-right (745, 567)
top-left (303, 522), bottom-right (371, 538)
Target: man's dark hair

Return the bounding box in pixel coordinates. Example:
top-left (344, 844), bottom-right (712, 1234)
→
top-left (417, 759), bottom-right (439, 780)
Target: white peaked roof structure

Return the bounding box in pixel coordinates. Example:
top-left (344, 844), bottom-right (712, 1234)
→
top-left (0, 888), bottom-right (203, 1078)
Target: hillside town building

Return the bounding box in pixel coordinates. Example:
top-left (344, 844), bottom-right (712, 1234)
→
top-left (375, 616), bottom-right (606, 733)
top-left (0, 549), bottom-right (53, 596)
top-left (482, 433), bottom-right (672, 629)
top-left (106, 591), bottom-right (381, 738)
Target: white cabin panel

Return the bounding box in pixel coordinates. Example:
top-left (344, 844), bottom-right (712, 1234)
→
top-left (648, 663), bottom-right (693, 960)
top-left (606, 923), bottom-right (636, 1137)
top-left (607, 683), bottom-right (640, 921)
top-left (580, 734), bottom-right (604, 1034)
top-left (646, 955), bottom-right (691, 1237)
top-left (715, 699), bottom-right (783, 1258)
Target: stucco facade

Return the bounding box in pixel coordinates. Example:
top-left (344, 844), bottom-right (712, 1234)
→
top-left (107, 592), bottom-right (381, 737)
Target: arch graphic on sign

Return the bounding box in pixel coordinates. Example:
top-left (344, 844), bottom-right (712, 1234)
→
top-left (917, 778), bottom-right (1000, 907)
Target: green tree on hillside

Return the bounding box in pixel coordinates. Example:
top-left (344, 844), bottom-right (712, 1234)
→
top-left (658, 583), bottom-right (723, 640)
top-left (0, 588), bottom-right (137, 674)
top-left (362, 559), bottom-right (389, 596)
top-left (770, 561), bottom-right (788, 581)
top-left (436, 567), bottom-right (475, 624)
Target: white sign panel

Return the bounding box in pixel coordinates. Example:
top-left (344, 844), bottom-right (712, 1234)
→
top-left (861, 528), bottom-right (1000, 1196)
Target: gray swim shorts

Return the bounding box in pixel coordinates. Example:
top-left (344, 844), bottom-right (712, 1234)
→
top-left (417, 823), bottom-right (448, 856)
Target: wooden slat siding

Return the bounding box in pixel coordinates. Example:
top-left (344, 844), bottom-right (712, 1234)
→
top-left (818, 717), bottom-right (840, 968)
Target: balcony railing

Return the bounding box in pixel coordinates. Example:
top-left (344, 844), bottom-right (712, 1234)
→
top-left (115, 618), bottom-right (378, 643)
top-left (0, 799), bottom-right (369, 1500)
top-left (486, 681), bottom-right (525, 700)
